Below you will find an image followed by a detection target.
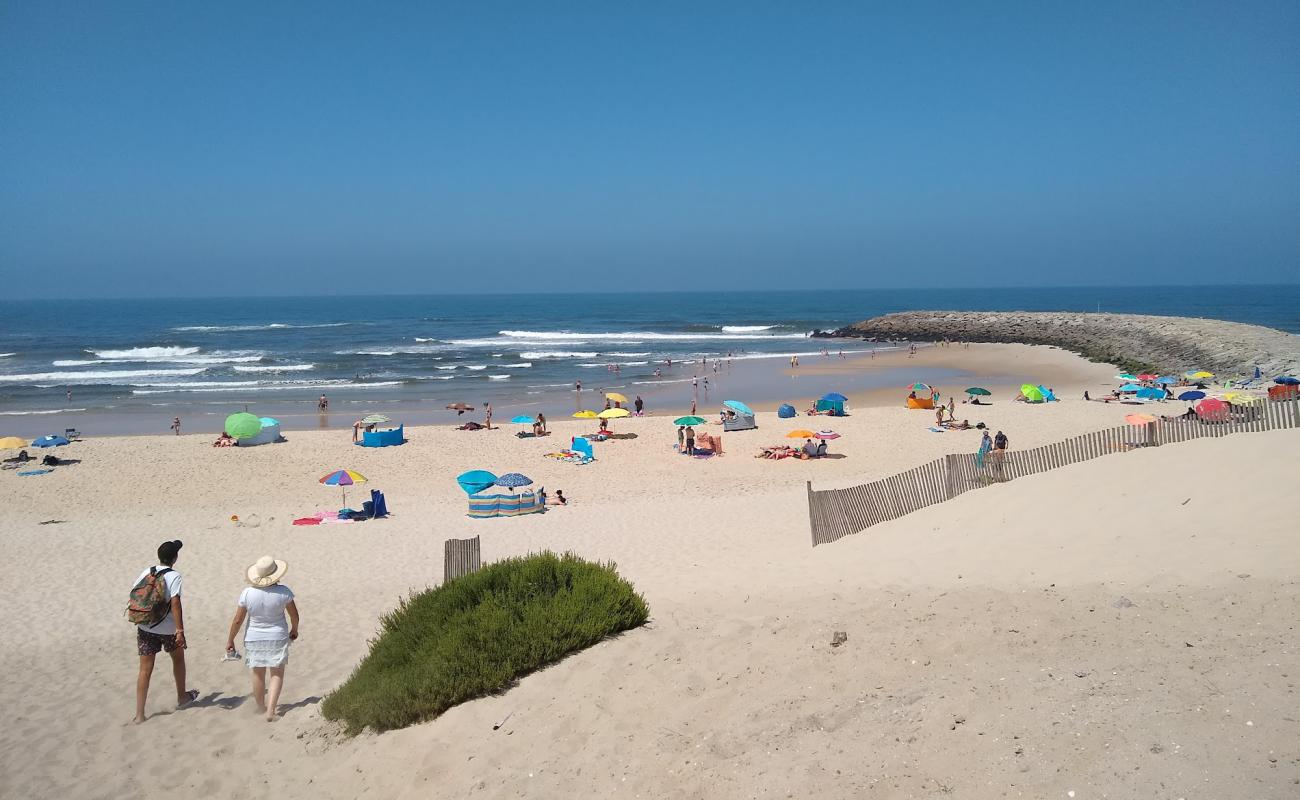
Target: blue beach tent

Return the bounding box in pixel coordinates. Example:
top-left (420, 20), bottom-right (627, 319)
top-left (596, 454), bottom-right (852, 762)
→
top-left (777, 404), bottom-right (797, 418)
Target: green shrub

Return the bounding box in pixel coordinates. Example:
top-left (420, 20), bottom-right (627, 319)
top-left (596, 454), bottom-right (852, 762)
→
top-left (321, 551), bottom-right (650, 733)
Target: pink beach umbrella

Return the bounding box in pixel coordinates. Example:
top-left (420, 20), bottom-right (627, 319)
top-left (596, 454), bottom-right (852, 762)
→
top-left (814, 430), bottom-right (841, 440)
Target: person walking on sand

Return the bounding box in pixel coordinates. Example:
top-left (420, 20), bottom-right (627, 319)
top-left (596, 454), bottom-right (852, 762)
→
top-left (170, 417), bottom-right (181, 435)
top-left (131, 539), bottom-right (197, 723)
top-left (992, 430), bottom-right (1009, 478)
top-left (225, 555), bottom-right (298, 722)
top-left (484, 402), bottom-right (493, 429)
top-left (634, 395), bottom-right (644, 415)
top-left (677, 425), bottom-right (686, 451)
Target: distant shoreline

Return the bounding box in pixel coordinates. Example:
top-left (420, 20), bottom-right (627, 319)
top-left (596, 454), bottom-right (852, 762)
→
top-left (823, 310), bottom-right (1300, 377)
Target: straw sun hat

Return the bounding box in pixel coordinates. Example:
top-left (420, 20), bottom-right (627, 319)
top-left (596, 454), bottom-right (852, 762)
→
top-left (246, 555), bottom-right (288, 588)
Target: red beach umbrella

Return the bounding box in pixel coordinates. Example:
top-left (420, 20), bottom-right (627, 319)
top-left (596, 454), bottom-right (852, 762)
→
top-left (1195, 398), bottom-right (1229, 421)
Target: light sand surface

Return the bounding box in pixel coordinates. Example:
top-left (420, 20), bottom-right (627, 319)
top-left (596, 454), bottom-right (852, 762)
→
top-left (1, 344), bottom-right (1296, 799)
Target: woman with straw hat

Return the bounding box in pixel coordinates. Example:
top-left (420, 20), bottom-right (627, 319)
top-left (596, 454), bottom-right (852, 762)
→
top-left (224, 555), bottom-right (299, 722)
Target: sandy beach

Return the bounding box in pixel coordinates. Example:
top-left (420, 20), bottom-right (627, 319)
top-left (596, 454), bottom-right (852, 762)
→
top-left (2, 343), bottom-right (1296, 799)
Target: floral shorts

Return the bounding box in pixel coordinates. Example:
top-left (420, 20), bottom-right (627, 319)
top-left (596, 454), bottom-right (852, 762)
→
top-left (137, 628), bottom-right (179, 656)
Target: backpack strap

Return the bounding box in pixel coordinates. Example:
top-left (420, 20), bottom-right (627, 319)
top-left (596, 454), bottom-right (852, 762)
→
top-left (150, 567), bottom-right (175, 626)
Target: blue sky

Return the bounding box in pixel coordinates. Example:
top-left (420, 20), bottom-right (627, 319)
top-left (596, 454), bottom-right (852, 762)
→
top-left (2, 2), bottom-right (1297, 297)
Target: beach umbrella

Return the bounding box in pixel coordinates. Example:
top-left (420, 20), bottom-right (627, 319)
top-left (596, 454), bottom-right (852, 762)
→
top-left (1118, 384), bottom-right (1141, 393)
top-left (964, 387), bottom-right (991, 396)
top-left (673, 416), bottom-right (706, 426)
top-left (361, 414), bottom-right (390, 425)
top-left (320, 468), bottom-right (367, 505)
top-left (814, 430), bottom-right (841, 439)
top-left (605, 392), bottom-right (629, 403)
top-left (1137, 373), bottom-right (1158, 381)
top-left (1116, 373), bottom-right (1138, 381)
top-left (1189, 371), bottom-right (1214, 379)
top-left (31, 435), bottom-right (70, 448)
top-left (1224, 392), bottom-right (1263, 404)
top-left (785, 429), bottom-right (817, 439)
top-left (597, 408), bottom-right (629, 419)
top-left (456, 469), bottom-right (497, 496)
top-left (509, 415), bottom-right (534, 424)
top-left (1020, 384), bottom-right (1045, 402)
top-left (723, 400), bottom-right (754, 416)
top-left (1135, 387), bottom-right (1166, 400)
top-left (224, 412), bottom-right (262, 440)
top-left (1196, 398), bottom-right (1229, 421)
top-left (1176, 390), bottom-right (1206, 401)
top-left (494, 472), bottom-right (533, 489)
top-left (1155, 376), bottom-right (1178, 385)
top-left (1124, 413), bottom-right (1157, 425)
top-left (820, 392), bottom-right (848, 402)
top-left (572, 410), bottom-right (598, 418)
top-left (1276, 376), bottom-right (1300, 386)
top-left (907, 383), bottom-right (932, 394)
top-left (0, 436), bottom-right (28, 450)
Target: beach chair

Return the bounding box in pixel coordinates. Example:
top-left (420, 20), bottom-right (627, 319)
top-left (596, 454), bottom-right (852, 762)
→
top-left (64, 428), bottom-right (81, 441)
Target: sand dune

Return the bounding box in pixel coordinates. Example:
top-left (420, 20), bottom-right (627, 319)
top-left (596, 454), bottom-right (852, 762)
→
top-left (1, 345), bottom-right (1295, 799)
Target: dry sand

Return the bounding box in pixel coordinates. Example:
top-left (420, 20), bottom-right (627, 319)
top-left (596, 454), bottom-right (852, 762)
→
top-left (2, 343), bottom-right (1296, 799)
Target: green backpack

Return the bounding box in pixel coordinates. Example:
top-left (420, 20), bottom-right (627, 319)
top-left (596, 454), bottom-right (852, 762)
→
top-left (126, 567), bottom-right (173, 626)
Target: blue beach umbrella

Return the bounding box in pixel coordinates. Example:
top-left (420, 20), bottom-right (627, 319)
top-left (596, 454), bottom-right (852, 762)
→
top-left (1135, 387), bottom-right (1166, 400)
top-left (1276, 376), bottom-right (1300, 386)
top-left (456, 469), bottom-right (497, 496)
top-left (821, 392), bottom-right (848, 402)
top-left (1177, 390), bottom-right (1206, 401)
top-left (494, 472), bottom-right (533, 489)
top-left (1118, 384), bottom-right (1141, 393)
top-left (723, 400), bottom-right (754, 416)
top-left (1155, 376), bottom-right (1178, 385)
top-left (32, 435), bottom-right (70, 448)
top-left (509, 415), bottom-right (534, 424)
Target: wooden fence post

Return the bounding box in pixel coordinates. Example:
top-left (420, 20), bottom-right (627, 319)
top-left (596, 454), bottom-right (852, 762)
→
top-left (444, 536), bottom-right (482, 583)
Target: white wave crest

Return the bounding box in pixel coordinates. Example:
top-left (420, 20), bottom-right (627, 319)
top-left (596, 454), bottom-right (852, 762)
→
top-left (172, 322), bottom-right (349, 332)
top-left (499, 329), bottom-right (806, 341)
top-left (131, 380), bottom-right (403, 395)
top-left (0, 408), bottom-right (88, 415)
top-left (232, 364), bottom-right (316, 373)
top-left (464, 365), bottom-right (487, 371)
top-left (519, 351), bottom-right (599, 359)
top-left (90, 346), bottom-right (200, 359)
top-left (720, 325), bottom-right (776, 332)
top-left (3, 368), bottom-right (207, 383)
top-left (0, 353), bottom-right (14, 358)
top-left (488, 374), bottom-right (510, 380)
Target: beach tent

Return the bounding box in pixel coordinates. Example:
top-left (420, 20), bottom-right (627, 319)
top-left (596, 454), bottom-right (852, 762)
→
top-left (817, 392), bottom-right (849, 415)
top-left (777, 404), bottom-right (797, 419)
top-left (467, 490), bottom-right (543, 519)
top-left (722, 400), bottom-right (757, 431)
top-left (1037, 385), bottom-right (1057, 402)
top-left (570, 437), bottom-right (594, 460)
top-left (238, 417), bottom-right (283, 446)
top-left (904, 384), bottom-right (933, 410)
top-left (359, 424), bottom-right (405, 447)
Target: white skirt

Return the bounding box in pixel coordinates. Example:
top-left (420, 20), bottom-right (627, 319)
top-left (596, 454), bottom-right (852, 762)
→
top-left (244, 637), bottom-right (290, 668)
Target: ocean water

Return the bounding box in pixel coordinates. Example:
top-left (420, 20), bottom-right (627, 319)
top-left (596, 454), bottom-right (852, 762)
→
top-left (2, 286), bottom-right (1296, 434)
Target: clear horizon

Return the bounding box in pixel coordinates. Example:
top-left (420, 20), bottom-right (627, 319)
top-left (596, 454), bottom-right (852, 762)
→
top-left (3, 3), bottom-right (1298, 298)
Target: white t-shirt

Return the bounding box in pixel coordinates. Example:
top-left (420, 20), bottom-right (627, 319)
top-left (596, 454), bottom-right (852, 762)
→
top-left (133, 566), bottom-right (183, 636)
top-left (239, 584), bottom-right (295, 642)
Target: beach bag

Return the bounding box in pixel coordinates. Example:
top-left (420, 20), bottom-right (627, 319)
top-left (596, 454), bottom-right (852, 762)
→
top-left (126, 567), bottom-right (173, 626)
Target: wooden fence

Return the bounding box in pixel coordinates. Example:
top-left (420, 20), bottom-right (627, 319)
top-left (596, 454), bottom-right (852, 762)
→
top-left (443, 535), bottom-right (482, 582)
top-left (808, 397), bottom-right (1300, 546)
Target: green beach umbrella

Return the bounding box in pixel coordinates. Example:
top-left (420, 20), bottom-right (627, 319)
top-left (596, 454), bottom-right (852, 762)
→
top-left (361, 414), bottom-right (390, 425)
top-left (673, 416), bottom-right (706, 426)
top-left (224, 412), bottom-right (262, 440)
top-left (1019, 384), bottom-right (1045, 403)
top-left (964, 387), bottom-right (991, 396)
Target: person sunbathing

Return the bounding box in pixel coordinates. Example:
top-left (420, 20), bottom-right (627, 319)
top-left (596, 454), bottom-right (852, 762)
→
top-left (2, 449), bottom-right (32, 463)
top-left (457, 421), bottom-right (485, 431)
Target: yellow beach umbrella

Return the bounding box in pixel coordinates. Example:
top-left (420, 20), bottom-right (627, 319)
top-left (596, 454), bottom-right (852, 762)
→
top-left (605, 392), bottom-right (629, 403)
top-left (572, 410), bottom-right (598, 419)
top-left (1190, 371), bottom-right (1214, 379)
top-left (785, 429), bottom-right (817, 439)
top-left (597, 408), bottom-right (630, 419)
top-left (1224, 392), bottom-right (1263, 404)
top-left (0, 436), bottom-right (28, 449)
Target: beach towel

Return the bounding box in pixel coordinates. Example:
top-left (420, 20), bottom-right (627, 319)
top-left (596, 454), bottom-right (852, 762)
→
top-left (927, 427), bottom-right (945, 433)
top-left (17, 469), bottom-right (53, 476)
top-left (292, 517), bottom-right (321, 526)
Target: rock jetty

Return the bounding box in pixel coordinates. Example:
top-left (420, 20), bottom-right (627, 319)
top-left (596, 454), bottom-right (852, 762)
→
top-left (825, 311), bottom-right (1300, 377)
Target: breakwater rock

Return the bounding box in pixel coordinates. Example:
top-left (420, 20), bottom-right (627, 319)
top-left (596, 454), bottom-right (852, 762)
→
top-left (827, 311), bottom-right (1300, 377)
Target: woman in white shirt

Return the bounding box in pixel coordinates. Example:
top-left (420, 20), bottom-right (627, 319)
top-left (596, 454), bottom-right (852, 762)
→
top-left (225, 555), bottom-right (299, 722)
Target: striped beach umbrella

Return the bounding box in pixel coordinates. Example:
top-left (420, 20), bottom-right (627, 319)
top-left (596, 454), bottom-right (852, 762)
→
top-left (320, 469), bottom-right (367, 505)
